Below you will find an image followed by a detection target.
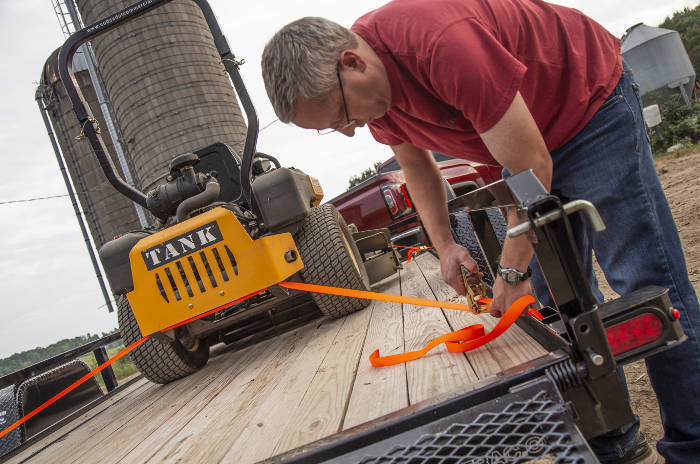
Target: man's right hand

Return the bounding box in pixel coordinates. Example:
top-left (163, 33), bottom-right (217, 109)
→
top-left (438, 241), bottom-right (480, 297)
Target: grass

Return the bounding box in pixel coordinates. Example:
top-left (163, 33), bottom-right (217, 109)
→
top-left (78, 341), bottom-right (138, 391)
top-left (653, 141), bottom-right (700, 161)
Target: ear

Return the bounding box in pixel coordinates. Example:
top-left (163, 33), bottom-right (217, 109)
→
top-left (339, 50), bottom-right (367, 72)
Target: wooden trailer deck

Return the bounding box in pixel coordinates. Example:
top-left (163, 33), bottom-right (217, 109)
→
top-left (7, 253), bottom-right (548, 464)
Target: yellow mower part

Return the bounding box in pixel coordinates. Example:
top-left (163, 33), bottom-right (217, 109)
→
top-left (127, 207), bottom-right (304, 336)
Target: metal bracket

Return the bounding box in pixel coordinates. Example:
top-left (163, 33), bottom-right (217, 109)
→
top-left (508, 199), bottom-right (606, 238)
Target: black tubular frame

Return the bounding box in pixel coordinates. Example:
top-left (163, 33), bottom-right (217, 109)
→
top-left (57, 0), bottom-right (260, 213)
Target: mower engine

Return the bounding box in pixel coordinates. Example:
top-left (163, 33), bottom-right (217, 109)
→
top-left (146, 153), bottom-right (221, 224)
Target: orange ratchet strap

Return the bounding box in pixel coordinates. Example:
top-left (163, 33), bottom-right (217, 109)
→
top-left (279, 281), bottom-right (489, 314)
top-left (278, 282), bottom-right (540, 367)
top-left (368, 294), bottom-right (536, 367)
top-left (392, 244), bottom-right (433, 262)
top-left (0, 283), bottom-right (541, 440)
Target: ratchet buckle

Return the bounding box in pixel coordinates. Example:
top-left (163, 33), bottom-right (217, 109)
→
top-left (460, 265), bottom-right (490, 314)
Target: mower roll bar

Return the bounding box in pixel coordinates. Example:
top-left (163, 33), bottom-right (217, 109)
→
top-left (57, 0), bottom-right (260, 212)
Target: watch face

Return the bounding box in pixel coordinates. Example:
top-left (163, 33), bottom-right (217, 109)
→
top-left (498, 266), bottom-right (528, 284)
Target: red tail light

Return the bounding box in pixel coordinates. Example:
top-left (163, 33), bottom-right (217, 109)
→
top-left (381, 183), bottom-right (414, 219)
top-left (606, 313), bottom-right (664, 356)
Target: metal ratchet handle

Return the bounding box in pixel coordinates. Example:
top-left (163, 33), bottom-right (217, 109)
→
top-left (460, 265), bottom-right (489, 314)
top-left (507, 199), bottom-right (606, 238)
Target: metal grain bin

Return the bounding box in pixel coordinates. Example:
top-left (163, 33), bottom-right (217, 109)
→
top-left (621, 23), bottom-right (696, 99)
top-left (39, 48), bottom-right (142, 248)
top-left (76, 0), bottom-right (248, 194)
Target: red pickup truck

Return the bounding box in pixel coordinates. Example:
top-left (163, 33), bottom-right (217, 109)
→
top-left (328, 153), bottom-right (502, 251)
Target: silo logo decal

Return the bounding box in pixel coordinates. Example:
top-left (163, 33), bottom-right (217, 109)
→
top-left (86, 0), bottom-right (157, 34)
top-left (141, 221), bottom-right (222, 270)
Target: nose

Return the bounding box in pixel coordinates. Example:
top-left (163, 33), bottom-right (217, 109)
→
top-left (339, 125), bottom-right (356, 137)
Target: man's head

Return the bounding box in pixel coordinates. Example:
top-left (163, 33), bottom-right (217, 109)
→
top-left (262, 17), bottom-right (391, 136)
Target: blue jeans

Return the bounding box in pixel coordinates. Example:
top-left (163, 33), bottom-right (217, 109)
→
top-left (519, 62), bottom-right (700, 462)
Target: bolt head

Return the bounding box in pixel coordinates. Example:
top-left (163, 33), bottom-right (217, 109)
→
top-left (589, 352), bottom-right (605, 366)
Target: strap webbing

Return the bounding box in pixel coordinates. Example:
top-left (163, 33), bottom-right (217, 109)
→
top-left (0, 281), bottom-right (538, 440)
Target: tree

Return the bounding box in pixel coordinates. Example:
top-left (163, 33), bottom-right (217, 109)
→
top-left (660, 5), bottom-right (700, 74)
top-left (348, 161), bottom-right (382, 189)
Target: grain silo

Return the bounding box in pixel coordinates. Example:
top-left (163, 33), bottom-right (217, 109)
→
top-left (39, 48), bottom-right (142, 249)
top-left (75, 0), bottom-right (248, 194)
top-left (621, 23), bottom-right (696, 104)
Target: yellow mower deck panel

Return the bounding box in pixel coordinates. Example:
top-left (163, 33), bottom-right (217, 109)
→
top-left (127, 207), bottom-right (304, 336)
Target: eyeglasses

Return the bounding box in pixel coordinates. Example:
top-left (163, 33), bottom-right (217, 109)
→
top-left (317, 65), bottom-right (357, 135)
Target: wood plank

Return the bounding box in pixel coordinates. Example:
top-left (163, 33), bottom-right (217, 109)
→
top-left (42, 339), bottom-right (273, 463)
top-left (5, 378), bottom-right (151, 464)
top-left (144, 318), bottom-right (341, 463)
top-left (342, 272), bottom-right (408, 430)
top-left (415, 253), bottom-right (547, 378)
top-left (13, 373), bottom-right (183, 464)
top-left (400, 258), bottom-right (479, 405)
top-left (270, 301), bottom-right (374, 456)
top-left (218, 312), bottom-right (366, 464)
top-left (99, 335), bottom-right (296, 464)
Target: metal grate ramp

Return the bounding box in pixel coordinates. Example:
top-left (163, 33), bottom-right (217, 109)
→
top-left (283, 376), bottom-right (596, 464)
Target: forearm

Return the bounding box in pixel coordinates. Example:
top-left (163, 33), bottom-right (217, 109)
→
top-left (499, 154), bottom-right (552, 271)
top-left (479, 91), bottom-right (553, 272)
top-left (390, 144), bottom-right (454, 253)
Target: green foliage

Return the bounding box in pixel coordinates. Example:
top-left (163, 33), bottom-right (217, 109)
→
top-left (348, 161), bottom-right (382, 189)
top-left (0, 331), bottom-right (118, 376)
top-left (646, 94), bottom-right (700, 154)
top-left (79, 342), bottom-right (138, 389)
top-left (660, 5), bottom-right (700, 74)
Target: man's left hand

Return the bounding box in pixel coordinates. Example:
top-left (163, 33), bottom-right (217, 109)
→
top-left (489, 277), bottom-right (533, 317)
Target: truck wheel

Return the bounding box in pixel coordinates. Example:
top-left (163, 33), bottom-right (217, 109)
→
top-left (117, 296), bottom-right (209, 384)
top-left (449, 209), bottom-right (507, 287)
top-left (295, 203), bottom-right (371, 318)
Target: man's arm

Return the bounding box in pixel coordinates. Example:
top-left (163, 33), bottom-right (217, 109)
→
top-left (390, 143), bottom-right (479, 296)
top-left (479, 91), bottom-right (553, 316)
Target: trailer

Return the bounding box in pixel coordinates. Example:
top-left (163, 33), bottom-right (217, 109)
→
top-left (0, 1), bottom-right (687, 462)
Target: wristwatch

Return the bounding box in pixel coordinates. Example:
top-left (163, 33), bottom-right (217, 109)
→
top-left (497, 265), bottom-right (532, 285)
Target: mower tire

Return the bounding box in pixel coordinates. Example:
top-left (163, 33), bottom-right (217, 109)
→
top-left (295, 204), bottom-right (371, 318)
top-left (449, 209), bottom-right (507, 287)
top-left (118, 296), bottom-right (209, 384)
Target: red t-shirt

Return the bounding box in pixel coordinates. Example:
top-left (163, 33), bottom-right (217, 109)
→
top-left (351, 0), bottom-right (622, 165)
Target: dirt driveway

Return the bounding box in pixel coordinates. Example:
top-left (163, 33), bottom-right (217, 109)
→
top-left (595, 151), bottom-right (700, 453)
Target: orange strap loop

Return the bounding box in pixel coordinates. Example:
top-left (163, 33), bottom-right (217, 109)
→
top-left (369, 295), bottom-right (536, 367)
top-left (278, 282), bottom-right (539, 367)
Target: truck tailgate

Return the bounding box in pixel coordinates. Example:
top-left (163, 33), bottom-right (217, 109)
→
top-left (6, 254), bottom-right (550, 464)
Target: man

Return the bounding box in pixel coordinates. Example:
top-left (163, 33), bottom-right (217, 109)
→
top-left (261, 1), bottom-right (700, 462)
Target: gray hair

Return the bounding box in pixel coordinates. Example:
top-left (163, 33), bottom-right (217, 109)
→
top-left (262, 17), bottom-right (358, 123)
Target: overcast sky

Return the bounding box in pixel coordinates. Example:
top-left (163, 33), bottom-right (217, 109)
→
top-left (0, 0), bottom-right (697, 359)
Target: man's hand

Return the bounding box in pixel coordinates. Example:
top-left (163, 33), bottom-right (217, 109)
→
top-left (489, 277), bottom-right (533, 317)
top-left (438, 242), bottom-right (480, 296)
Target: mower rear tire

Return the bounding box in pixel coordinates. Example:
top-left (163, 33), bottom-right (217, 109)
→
top-left (295, 204), bottom-right (371, 318)
top-left (449, 209), bottom-right (507, 287)
top-left (117, 296), bottom-right (209, 384)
